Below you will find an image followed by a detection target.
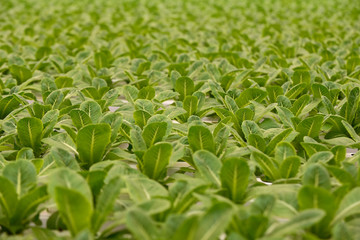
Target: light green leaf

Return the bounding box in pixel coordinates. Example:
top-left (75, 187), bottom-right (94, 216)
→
top-left (0, 95), bottom-right (20, 119)
top-left (194, 202), bottom-right (233, 240)
top-left (193, 150), bottom-right (222, 187)
top-left (175, 76), bottom-right (195, 100)
top-left (267, 209), bottom-right (325, 237)
top-left (10, 65), bottom-right (32, 84)
top-left (296, 115), bottom-right (324, 138)
top-left (280, 156), bottom-right (301, 178)
top-left (80, 100), bottom-right (102, 123)
top-left (54, 187), bottom-right (93, 236)
top-left (332, 187), bottom-right (360, 224)
top-left (341, 120), bottom-right (360, 142)
top-left (126, 208), bottom-right (159, 240)
top-left (17, 117), bottom-right (43, 155)
top-left (235, 88), bottom-right (267, 108)
top-left (0, 176), bottom-right (18, 217)
top-left (92, 177), bottom-right (123, 233)
top-left (47, 168), bottom-right (93, 202)
top-left (125, 177), bottom-right (168, 203)
top-left (251, 151), bottom-right (280, 180)
top-left (142, 122), bottom-right (168, 148)
top-left (275, 142), bottom-right (296, 162)
top-left (143, 142), bottom-right (172, 180)
top-left (69, 109), bottom-right (92, 130)
top-left (302, 164), bottom-right (331, 190)
top-left (77, 123), bottom-right (111, 168)
top-left (3, 160), bottom-right (37, 196)
top-left (188, 125), bottom-right (215, 153)
top-left (220, 157), bottom-right (250, 203)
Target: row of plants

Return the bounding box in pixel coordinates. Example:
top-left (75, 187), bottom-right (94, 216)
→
top-left (1, 0), bottom-right (360, 239)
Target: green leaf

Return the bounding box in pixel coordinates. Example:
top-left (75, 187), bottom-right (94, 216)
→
top-left (194, 202), bottom-right (233, 240)
top-left (332, 222), bottom-right (353, 240)
top-left (130, 126), bottom-right (147, 158)
top-left (126, 208), bottom-right (159, 240)
top-left (291, 94), bottom-right (310, 116)
top-left (147, 114), bottom-right (172, 138)
top-left (100, 112), bottom-right (123, 142)
top-left (235, 88), bottom-right (267, 108)
top-left (285, 83), bottom-right (307, 99)
top-left (331, 146), bottom-right (346, 164)
top-left (241, 120), bottom-right (262, 140)
top-left (16, 147), bottom-right (34, 160)
top-left (77, 123), bottom-right (111, 168)
top-left (225, 95), bottom-right (238, 113)
top-left (47, 168), bottom-right (93, 202)
top-left (81, 87), bottom-right (101, 100)
top-left (275, 142), bottom-right (296, 162)
top-left (340, 87), bottom-right (359, 124)
top-left (134, 110), bottom-right (152, 128)
top-left (302, 164), bottom-right (331, 190)
top-left (45, 90), bottom-right (64, 109)
top-left (94, 51), bottom-right (110, 69)
top-left (235, 108), bottom-right (254, 122)
top-left (307, 151), bottom-right (334, 164)
top-left (296, 115), bottom-right (324, 138)
top-left (298, 186), bottom-right (336, 215)
top-left (172, 215), bottom-right (198, 240)
top-left (42, 109), bottom-right (59, 138)
top-left (280, 156), bottom-right (301, 178)
top-left (80, 100), bottom-right (102, 123)
top-left (267, 209), bottom-right (325, 237)
top-left (220, 157), bottom-right (250, 203)
top-left (275, 106), bottom-right (294, 128)
top-left (11, 185), bottom-right (49, 225)
top-left (248, 134), bottom-right (266, 151)
top-left (92, 177), bottom-right (123, 233)
top-left (266, 85), bottom-right (283, 103)
top-left (143, 142), bottom-right (172, 180)
top-left (0, 176), bottom-right (18, 218)
top-left (17, 117), bottom-right (43, 155)
top-left (341, 120), bottom-right (360, 142)
top-left (138, 86), bottom-right (155, 100)
top-left (123, 85), bottom-right (139, 104)
top-left (327, 165), bottom-right (356, 187)
top-left (332, 187), bottom-right (360, 224)
top-left (265, 129), bottom-right (294, 155)
top-left (69, 109), bottom-right (92, 130)
top-left (137, 199), bottom-right (171, 215)
top-left (10, 65), bottom-right (32, 84)
top-left (125, 177), bottom-right (168, 203)
top-left (215, 126), bottom-right (230, 156)
top-left (169, 181), bottom-right (207, 214)
top-left (193, 150), bottom-right (222, 187)
top-left (0, 95), bottom-right (20, 119)
top-left (292, 70), bottom-right (310, 85)
top-left (322, 96), bottom-right (336, 114)
top-left (301, 142), bottom-right (329, 157)
top-left (3, 160), bottom-right (37, 196)
top-left (31, 227), bottom-right (57, 240)
top-left (183, 95), bottom-right (198, 117)
top-left (251, 151), bottom-right (280, 180)
top-left (54, 187), bottom-right (93, 236)
top-left (188, 125), bottom-right (215, 153)
top-left (142, 122), bottom-right (168, 148)
top-left (175, 76), bottom-right (195, 100)
top-left (55, 76), bottom-right (73, 89)
top-left (346, 57), bottom-right (360, 74)
top-left (298, 185), bottom-right (336, 236)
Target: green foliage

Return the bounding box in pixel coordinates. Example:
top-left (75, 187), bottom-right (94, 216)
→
top-left (1, 0), bottom-right (360, 238)
top-left (76, 124), bottom-right (111, 168)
